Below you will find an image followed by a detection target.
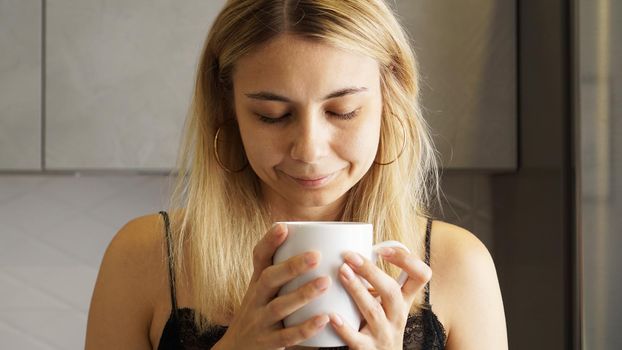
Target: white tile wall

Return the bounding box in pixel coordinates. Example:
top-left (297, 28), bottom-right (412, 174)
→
top-left (0, 174), bottom-right (172, 349)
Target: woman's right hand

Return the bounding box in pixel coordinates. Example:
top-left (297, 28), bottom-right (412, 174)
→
top-left (215, 223), bottom-right (332, 350)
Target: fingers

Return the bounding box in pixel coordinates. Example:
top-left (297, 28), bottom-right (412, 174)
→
top-left (375, 247), bottom-right (432, 305)
top-left (328, 313), bottom-right (364, 347)
top-left (264, 276), bottom-right (331, 324)
top-left (338, 262), bottom-right (388, 333)
top-left (263, 314), bottom-right (330, 348)
top-left (254, 250), bottom-right (322, 305)
top-left (342, 251), bottom-right (405, 321)
top-left (340, 248), bottom-right (432, 327)
top-left (251, 223), bottom-right (288, 283)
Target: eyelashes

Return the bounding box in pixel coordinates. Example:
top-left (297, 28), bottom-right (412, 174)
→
top-left (257, 109), bottom-right (360, 124)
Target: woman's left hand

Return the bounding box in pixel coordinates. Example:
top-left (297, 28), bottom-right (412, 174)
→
top-left (328, 247), bottom-right (433, 350)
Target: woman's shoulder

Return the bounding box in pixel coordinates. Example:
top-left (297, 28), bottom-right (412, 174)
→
top-left (86, 212), bottom-right (170, 349)
top-left (416, 216), bottom-right (490, 267)
top-left (113, 212), bottom-right (164, 242)
top-left (419, 217), bottom-right (505, 346)
top-left (422, 218), bottom-right (496, 294)
top-left (94, 212), bottom-right (172, 301)
top-left (434, 219), bottom-right (489, 251)
top-left (112, 210), bottom-right (185, 252)
top-left (104, 213), bottom-right (171, 268)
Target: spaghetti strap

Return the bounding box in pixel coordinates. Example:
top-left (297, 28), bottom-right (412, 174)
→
top-left (424, 217), bottom-right (433, 307)
top-left (159, 210), bottom-right (179, 317)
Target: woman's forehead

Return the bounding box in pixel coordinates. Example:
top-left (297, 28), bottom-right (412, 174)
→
top-left (232, 35), bottom-right (380, 103)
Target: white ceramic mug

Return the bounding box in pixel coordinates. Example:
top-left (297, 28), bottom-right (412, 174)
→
top-left (272, 221), bottom-right (411, 347)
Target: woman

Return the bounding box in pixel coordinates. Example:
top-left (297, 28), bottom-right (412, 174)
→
top-left (86, 0), bottom-right (508, 349)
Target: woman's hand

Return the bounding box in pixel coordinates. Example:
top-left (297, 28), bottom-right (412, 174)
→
top-left (327, 247), bottom-right (433, 350)
top-left (214, 223), bottom-right (332, 350)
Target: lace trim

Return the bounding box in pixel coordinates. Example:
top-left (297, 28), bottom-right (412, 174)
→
top-left (163, 307), bottom-right (446, 350)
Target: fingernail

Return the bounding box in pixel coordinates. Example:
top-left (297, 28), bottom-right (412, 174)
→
top-left (340, 263), bottom-right (355, 280)
top-left (416, 260), bottom-right (432, 279)
top-left (376, 247), bottom-right (395, 257)
top-left (314, 315), bottom-right (329, 328)
top-left (344, 252), bottom-right (364, 267)
top-left (314, 277), bottom-right (330, 290)
top-left (273, 223), bottom-right (285, 237)
top-left (330, 313), bottom-right (343, 326)
top-left (305, 252), bottom-right (318, 266)
top-left (423, 263), bottom-right (433, 279)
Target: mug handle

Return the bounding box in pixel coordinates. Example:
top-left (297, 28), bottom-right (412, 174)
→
top-left (359, 240), bottom-right (411, 290)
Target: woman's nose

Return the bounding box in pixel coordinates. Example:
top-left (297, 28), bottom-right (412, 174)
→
top-left (289, 113), bottom-right (329, 164)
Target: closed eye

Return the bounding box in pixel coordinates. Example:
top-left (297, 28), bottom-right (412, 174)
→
top-left (257, 108), bottom-right (360, 124)
top-left (257, 113), bottom-right (290, 124)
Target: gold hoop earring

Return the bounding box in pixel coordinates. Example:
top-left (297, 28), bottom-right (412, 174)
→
top-left (213, 121), bottom-right (248, 173)
top-left (374, 114), bottom-right (406, 166)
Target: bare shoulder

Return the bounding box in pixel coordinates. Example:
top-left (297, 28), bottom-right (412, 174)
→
top-left (429, 220), bottom-right (508, 350)
top-left (85, 213), bottom-right (168, 350)
top-left (429, 220), bottom-right (491, 272)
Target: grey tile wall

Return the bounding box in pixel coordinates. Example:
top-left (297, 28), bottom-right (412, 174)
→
top-left (0, 0), bottom-right (42, 170)
top-left (2, 0), bottom-right (518, 173)
top-left (45, 0), bottom-right (225, 170)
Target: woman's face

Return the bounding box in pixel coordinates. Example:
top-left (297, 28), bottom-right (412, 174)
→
top-left (231, 34), bottom-right (382, 214)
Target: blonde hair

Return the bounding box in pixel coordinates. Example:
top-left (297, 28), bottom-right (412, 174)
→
top-left (165, 0), bottom-right (441, 333)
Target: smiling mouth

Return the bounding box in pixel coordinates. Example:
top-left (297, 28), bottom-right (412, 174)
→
top-left (292, 174), bottom-right (332, 181)
top-left (283, 170), bottom-right (340, 188)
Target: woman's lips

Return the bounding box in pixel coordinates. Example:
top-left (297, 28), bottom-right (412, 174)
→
top-left (287, 171), bottom-right (337, 188)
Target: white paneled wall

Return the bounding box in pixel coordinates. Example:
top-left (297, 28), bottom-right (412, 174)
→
top-left (46, 0), bottom-right (226, 170)
top-left (0, 0), bottom-right (41, 170)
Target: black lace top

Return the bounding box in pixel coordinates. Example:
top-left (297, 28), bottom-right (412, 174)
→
top-left (157, 211), bottom-right (447, 349)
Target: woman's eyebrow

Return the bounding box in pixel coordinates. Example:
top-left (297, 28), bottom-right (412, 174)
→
top-left (244, 86), bottom-right (368, 103)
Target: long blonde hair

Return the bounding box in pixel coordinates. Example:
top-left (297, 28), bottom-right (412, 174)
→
top-left (165, 0), bottom-right (441, 333)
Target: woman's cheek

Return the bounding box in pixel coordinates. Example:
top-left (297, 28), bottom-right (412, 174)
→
top-left (334, 137), bottom-right (374, 183)
top-left (245, 133), bottom-right (282, 168)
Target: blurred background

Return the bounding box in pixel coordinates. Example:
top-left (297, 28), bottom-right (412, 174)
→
top-left (0, 0), bottom-right (619, 349)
